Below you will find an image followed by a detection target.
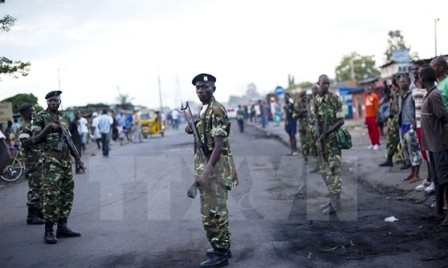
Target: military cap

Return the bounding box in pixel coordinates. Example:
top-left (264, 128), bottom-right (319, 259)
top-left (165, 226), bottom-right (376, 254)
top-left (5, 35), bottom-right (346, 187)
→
top-left (18, 103), bottom-right (33, 113)
top-left (420, 67), bottom-right (436, 80)
top-left (192, 73), bottom-right (216, 85)
top-left (45, 90), bottom-right (62, 99)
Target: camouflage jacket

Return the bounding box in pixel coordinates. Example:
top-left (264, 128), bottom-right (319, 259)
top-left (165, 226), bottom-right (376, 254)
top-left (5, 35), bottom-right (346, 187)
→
top-left (18, 121), bottom-right (43, 165)
top-left (33, 109), bottom-right (71, 160)
top-left (313, 91), bottom-right (344, 142)
top-left (194, 97), bottom-right (238, 190)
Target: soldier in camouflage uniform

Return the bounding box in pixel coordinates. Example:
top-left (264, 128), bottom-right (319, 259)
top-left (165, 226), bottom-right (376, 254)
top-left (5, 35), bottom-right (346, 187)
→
top-left (295, 91), bottom-right (309, 160)
top-left (185, 73), bottom-right (238, 268)
top-left (32, 90), bottom-right (83, 244)
top-left (305, 85), bottom-right (320, 171)
top-left (313, 75), bottom-right (345, 214)
top-left (17, 103), bottom-right (44, 225)
top-left (379, 80), bottom-right (401, 167)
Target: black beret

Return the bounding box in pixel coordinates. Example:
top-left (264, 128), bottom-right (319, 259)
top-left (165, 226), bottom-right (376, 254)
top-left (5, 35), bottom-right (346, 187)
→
top-left (420, 67), bottom-right (437, 80)
top-left (18, 103), bottom-right (33, 113)
top-left (192, 73), bottom-right (216, 85)
top-left (45, 90), bottom-right (62, 99)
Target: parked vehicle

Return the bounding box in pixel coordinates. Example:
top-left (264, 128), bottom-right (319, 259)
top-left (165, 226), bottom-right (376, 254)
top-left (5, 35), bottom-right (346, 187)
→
top-left (227, 106), bottom-right (237, 119)
top-left (135, 109), bottom-right (165, 138)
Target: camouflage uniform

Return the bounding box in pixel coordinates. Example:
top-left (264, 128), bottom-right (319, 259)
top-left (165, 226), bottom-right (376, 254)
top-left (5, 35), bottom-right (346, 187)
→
top-left (19, 122), bottom-right (44, 215)
top-left (305, 95), bottom-right (318, 157)
top-left (33, 109), bottom-right (74, 223)
top-left (387, 90), bottom-right (403, 161)
top-left (313, 92), bottom-right (345, 196)
top-left (194, 97), bottom-right (238, 251)
top-left (295, 98), bottom-right (309, 157)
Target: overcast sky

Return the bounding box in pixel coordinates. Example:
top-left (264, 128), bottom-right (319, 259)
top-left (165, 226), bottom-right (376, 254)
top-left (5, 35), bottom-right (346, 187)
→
top-left (1, 0), bottom-right (447, 109)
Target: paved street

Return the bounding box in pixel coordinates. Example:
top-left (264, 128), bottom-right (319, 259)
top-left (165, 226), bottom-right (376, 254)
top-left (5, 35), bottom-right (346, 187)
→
top-left (0, 121), bottom-right (447, 268)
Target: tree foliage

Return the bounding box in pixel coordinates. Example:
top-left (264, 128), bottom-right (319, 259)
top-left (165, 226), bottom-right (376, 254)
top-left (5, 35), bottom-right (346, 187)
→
top-left (1, 93), bottom-right (43, 113)
top-left (335, 51), bottom-right (380, 82)
top-left (297, 81), bottom-right (315, 89)
top-left (384, 30), bottom-right (418, 62)
top-left (0, 1), bottom-right (31, 79)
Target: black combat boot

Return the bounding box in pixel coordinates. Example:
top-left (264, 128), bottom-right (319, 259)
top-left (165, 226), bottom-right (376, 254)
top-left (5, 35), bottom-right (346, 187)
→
top-left (44, 221), bottom-right (57, 244)
top-left (379, 155), bottom-right (393, 167)
top-left (27, 208), bottom-right (44, 225)
top-left (206, 248), bottom-right (232, 258)
top-left (322, 193), bottom-right (341, 214)
top-left (56, 218), bottom-right (81, 238)
top-left (200, 248), bottom-right (229, 267)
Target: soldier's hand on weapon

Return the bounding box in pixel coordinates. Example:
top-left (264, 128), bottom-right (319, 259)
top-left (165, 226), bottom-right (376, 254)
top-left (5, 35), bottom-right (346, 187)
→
top-left (48, 123), bottom-right (60, 131)
top-left (199, 170), bottom-right (210, 189)
top-left (185, 125), bottom-right (193, 134)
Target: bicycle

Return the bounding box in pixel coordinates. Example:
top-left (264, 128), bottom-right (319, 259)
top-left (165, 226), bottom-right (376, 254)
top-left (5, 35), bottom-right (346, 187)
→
top-left (1, 146), bottom-right (25, 182)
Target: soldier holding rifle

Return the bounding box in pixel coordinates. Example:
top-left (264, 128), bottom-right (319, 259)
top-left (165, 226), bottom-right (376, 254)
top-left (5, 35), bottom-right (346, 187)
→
top-left (32, 90), bottom-right (84, 244)
top-left (313, 75), bottom-right (345, 214)
top-left (183, 73), bottom-right (238, 268)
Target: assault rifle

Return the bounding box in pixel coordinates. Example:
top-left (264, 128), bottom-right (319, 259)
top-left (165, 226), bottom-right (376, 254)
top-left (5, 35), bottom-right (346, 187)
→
top-left (56, 121), bottom-right (85, 172)
top-left (315, 113), bottom-right (325, 166)
top-left (181, 102), bottom-right (207, 199)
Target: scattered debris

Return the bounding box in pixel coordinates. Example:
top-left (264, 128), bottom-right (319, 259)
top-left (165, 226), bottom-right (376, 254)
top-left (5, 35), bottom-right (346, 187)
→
top-left (384, 216), bottom-right (399, 222)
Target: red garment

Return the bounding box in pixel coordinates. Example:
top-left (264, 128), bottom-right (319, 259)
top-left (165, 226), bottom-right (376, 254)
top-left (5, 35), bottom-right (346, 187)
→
top-left (365, 93), bottom-right (379, 117)
top-left (366, 116), bottom-right (380, 145)
top-left (416, 127), bottom-right (428, 162)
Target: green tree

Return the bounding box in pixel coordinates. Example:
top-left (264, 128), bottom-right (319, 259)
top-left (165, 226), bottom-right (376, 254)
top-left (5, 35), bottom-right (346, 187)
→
top-left (384, 30), bottom-right (418, 62)
top-left (115, 87), bottom-right (134, 110)
top-left (0, 1), bottom-right (31, 79)
top-left (335, 51), bottom-right (380, 82)
top-left (1, 93), bottom-right (43, 113)
top-left (297, 81), bottom-right (315, 89)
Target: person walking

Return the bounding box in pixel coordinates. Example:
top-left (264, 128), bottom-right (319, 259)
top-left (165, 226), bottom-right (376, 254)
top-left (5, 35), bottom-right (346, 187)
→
top-left (313, 74), bottom-right (345, 214)
top-left (32, 90), bottom-right (83, 244)
top-left (98, 109), bottom-right (113, 157)
top-left (236, 105), bottom-right (245, 133)
top-left (364, 85), bottom-right (380, 150)
top-left (17, 103), bottom-right (44, 225)
top-left (91, 112), bottom-right (102, 149)
top-left (185, 73), bottom-right (239, 267)
top-left (419, 67), bottom-right (448, 226)
top-left (77, 111), bottom-right (88, 153)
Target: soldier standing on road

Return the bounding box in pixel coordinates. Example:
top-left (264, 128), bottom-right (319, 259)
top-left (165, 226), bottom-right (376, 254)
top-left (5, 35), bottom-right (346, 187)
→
top-left (379, 77), bottom-right (401, 167)
top-left (295, 91), bottom-right (309, 160)
top-left (185, 73), bottom-right (239, 268)
top-left (32, 90), bottom-right (83, 244)
top-left (306, 85), bottom-right (320, 172)
top-left (313, 75), bottom-right (345, 214)
top-left (17, 103), bottom-right (44, 225)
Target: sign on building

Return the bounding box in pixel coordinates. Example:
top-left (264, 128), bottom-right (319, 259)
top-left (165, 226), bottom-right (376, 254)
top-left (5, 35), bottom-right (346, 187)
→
top-left (0, 102), bottom-right (13, 124)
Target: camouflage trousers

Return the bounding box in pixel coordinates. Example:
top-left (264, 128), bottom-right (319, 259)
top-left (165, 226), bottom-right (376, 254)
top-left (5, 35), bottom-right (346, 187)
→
top-left (319, 144), bottom-right (342, 195)
top-left (298, 129), bottom-right (308, 156)
top-left (199, 182), bottom-right (231, 250)
top-left (386, 117), bottom-right (400, 158)
top-left (305, 127), bottom-right (318, 157)
top-left (42, 154), bottom-right (74, 223)
top-left (400, 129), bottom-right (422, 166)
top-left (26, 160), bottom-right (44, 211)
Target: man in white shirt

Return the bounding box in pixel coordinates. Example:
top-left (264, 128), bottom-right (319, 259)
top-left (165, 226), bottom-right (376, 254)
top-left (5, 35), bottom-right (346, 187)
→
top-left (76, 111), bottom-right (89, 153)
top-left (91, 112), bottom-right (102, 149)
top-left (98, 110), bottom-right (113, 157)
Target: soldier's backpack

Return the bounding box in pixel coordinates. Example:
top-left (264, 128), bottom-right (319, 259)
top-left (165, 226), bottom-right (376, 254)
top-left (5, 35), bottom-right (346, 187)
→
top-left (335, 127), bottom-right (352, 150)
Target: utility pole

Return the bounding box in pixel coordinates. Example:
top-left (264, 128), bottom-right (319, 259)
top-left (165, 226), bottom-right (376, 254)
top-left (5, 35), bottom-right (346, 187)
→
top-left (158, 71), bottom-right (163, 112)
top-left (435, 18), bottom-right (440, 56)
top-left (57, 68), bottom-right (63, 110)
